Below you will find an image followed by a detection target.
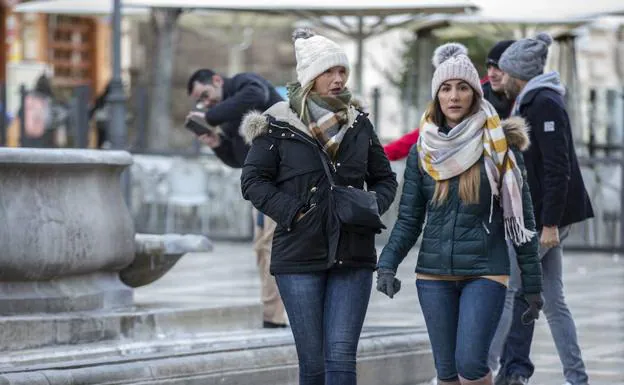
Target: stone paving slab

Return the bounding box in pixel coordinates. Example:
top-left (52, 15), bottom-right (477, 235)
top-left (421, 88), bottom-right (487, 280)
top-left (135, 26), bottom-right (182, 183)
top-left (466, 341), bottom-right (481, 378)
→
top-left (0, 302), bottom-right (262, 352)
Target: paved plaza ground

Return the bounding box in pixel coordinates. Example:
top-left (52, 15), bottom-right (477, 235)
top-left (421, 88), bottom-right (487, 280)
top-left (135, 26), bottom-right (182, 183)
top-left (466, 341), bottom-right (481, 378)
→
top-left (135, 241), bottom-right (624, 385)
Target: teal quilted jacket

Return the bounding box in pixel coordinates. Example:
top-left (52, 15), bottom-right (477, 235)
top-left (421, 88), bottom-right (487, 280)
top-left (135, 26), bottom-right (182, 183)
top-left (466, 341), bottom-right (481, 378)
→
top-left (378, 117), bottom-right (542, 294)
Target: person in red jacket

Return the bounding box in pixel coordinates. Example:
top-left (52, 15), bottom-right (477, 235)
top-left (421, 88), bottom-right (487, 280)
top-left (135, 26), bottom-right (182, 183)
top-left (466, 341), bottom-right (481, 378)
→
top-left (383, 40), bottom-right (515, 162)
top-left (383, 128), bottom-right (420, 161)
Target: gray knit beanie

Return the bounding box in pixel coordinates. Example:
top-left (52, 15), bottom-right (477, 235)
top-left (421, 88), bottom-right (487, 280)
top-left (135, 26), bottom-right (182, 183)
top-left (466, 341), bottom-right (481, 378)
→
top-left (431, 43), bottom-right (483, 99)
top-left (499, 32), bottom-right (553, 81)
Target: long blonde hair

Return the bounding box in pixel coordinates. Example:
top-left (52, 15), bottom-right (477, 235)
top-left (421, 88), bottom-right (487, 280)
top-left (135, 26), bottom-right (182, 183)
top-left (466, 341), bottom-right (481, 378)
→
top-left (423, 93), bottom-right (482, 205)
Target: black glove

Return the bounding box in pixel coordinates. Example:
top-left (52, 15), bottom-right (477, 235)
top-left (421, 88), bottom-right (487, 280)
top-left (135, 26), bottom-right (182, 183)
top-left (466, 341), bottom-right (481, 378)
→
top-left (521, 293), bottom-right (544, 325)
top-left (376, 268), bottom-right (401, 299)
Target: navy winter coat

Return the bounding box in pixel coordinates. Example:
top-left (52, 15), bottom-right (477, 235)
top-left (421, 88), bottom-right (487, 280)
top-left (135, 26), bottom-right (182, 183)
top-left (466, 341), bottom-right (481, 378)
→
top-left (517, 87), bottom-right (593, 229)
top-left (204, 73), bottom-right (283, 168)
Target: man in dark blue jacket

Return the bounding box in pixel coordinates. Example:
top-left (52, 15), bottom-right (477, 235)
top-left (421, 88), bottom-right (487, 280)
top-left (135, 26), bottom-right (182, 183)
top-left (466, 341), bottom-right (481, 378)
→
top-left (493, 33), bottom-right (594, 385)
top-left (187, 69), bottom-right (283, 168)
top-left (186, 69), bottom-right (287, 328)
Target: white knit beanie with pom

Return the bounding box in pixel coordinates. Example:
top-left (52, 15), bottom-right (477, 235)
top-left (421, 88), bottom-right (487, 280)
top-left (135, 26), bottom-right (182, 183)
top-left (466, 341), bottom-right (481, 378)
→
top-left (292, 28), bottom-right (350, 88)
top-left (430, 42), bottom-right (482, 99)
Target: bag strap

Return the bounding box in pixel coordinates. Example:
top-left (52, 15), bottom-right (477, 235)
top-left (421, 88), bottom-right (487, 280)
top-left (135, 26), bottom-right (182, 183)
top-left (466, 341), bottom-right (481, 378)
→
top-left (315, 144), bottom-right (336, 187)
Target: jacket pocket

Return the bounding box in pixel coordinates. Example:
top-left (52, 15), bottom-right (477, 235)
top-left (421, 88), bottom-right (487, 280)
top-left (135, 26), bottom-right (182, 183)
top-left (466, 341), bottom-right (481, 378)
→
top-left (273, 201), bottom-right (328, 263)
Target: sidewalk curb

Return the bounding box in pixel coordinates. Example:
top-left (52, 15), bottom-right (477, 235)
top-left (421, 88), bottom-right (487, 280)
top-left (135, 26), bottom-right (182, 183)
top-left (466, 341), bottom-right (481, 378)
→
top-left (0, 328), bottom-right (434, 385)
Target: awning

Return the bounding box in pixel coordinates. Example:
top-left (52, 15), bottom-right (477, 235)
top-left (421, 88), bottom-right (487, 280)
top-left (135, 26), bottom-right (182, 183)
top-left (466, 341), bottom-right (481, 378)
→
top-left (128, 0), bottom-right (477, 16)
top-left (13, 0), bottom-right (146, 15)
top-left (14, 0), bottom-right (479, 93)
top-left (410, 13), bottom-right (589, 42)
top-left (14, 0), bottom-right (477, 16)
top-left (470, 0), bottom-right (624, 22)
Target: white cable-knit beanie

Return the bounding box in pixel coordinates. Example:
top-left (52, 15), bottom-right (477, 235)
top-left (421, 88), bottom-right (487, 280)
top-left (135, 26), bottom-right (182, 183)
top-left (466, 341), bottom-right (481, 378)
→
top-left (431, 43), bottom-right (483, 99)
top-left (292, 28), bottom-right (350, 88)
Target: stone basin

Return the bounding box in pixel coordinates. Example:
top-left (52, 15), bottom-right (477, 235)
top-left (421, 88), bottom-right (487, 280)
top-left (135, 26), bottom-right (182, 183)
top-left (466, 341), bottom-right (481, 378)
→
top-left (121, 234), bottom-right (214, 288)
top-left (0, 148), bottom-right (135, 314)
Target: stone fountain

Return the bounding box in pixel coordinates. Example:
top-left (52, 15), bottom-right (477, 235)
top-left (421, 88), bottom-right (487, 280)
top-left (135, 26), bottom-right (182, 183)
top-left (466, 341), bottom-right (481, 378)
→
top-left (0, 148), bottom-right (220, 352)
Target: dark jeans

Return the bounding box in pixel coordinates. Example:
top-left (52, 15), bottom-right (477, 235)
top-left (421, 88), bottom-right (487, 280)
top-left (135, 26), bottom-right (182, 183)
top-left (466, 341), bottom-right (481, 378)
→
top-left (275, 267), bottom-right (373, 385)
top-left (498, 292), bottom-right (535, 378)
top-left (417, 278), bottom-right (506, 381)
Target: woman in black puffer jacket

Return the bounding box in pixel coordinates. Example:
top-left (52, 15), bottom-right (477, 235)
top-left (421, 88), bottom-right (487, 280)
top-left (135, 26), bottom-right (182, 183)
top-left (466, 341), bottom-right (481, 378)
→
top-left (240, 28), bottom-right (397, 385)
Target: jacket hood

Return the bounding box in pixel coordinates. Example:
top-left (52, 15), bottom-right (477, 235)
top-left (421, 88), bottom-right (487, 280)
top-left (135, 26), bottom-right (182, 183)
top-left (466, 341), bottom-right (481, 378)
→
top-left (240, 101), bottom-right (360, 144)
top-left (502, 116), bottom-right (530, 151)
top-left (513, 71), bottom-right (565, 114)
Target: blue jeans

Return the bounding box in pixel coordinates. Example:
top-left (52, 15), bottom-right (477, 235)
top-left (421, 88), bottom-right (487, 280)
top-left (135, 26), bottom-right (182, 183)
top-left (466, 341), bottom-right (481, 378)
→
top-left (275, 268), bottom-right (373, 385)
top-left (417, 278), bottom-right (506, 381)
top-left (496, 227), bottom-right (589, 385)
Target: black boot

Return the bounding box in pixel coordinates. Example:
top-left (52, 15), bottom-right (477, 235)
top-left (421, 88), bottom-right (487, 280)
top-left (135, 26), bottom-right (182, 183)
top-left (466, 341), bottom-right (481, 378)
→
top-left (263, 321), bottom-right (288, 329)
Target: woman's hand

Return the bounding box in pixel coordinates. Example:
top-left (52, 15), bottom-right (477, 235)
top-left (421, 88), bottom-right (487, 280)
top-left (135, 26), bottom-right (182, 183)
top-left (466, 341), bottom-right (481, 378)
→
top-left (376, 268), bottom-right (401, 299)
top-left (521, 293), bottom-right (544, 324)
top-left (540, 226), bottom-right (559, 249)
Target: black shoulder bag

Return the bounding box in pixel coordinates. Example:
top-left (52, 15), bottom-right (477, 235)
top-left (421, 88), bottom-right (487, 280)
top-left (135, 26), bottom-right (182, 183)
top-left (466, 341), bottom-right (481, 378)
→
top-left (316, 147), bottom-right (386, 233)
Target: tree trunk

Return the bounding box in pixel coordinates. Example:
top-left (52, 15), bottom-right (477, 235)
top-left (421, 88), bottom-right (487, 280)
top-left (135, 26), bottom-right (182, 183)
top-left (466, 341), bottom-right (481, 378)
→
top-left (146, 8), bottom-right (181, 150)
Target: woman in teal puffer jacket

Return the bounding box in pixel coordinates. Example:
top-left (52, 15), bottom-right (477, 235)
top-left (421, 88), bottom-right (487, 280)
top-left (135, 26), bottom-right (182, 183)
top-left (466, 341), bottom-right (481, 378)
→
top-left (375, 43), bottom-right (544, 385)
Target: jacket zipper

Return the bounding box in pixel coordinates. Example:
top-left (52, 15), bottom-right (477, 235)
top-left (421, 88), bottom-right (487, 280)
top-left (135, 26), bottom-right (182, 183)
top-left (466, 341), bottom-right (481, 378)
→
top-left (295, 203), bottom-right (318, 222)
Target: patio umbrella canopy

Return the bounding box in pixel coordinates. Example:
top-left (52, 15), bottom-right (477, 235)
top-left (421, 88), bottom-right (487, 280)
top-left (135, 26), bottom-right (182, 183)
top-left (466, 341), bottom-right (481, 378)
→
top-left (14, 0), bottom-right (476, 16)
top-left (14, 0), bottom-right (478, 94)
top-left (120, 0), bottom-right (477, 16)
top-left (12, 0), bottom-right (145, 15)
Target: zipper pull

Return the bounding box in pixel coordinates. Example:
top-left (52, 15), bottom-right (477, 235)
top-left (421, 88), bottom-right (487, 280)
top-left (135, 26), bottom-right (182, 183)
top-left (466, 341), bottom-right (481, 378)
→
top-left (482, 221), bottom-right (490, 235)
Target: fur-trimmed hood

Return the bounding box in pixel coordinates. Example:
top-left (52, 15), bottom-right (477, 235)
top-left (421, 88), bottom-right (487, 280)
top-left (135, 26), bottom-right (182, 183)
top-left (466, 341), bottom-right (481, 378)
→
top-left (502, 116), bottom-right (530, 151)
top-left (240, 101), bottom-right (360, 144)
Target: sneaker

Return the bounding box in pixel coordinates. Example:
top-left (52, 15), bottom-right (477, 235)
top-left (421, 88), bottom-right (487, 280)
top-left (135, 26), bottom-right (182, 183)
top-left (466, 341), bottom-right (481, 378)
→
top-left (508, 374), bottom-right (529, 385)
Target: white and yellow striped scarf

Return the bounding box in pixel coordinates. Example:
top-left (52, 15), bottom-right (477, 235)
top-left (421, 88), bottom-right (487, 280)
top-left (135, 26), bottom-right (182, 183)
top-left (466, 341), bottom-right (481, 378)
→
top-left (418, 100), bottom-right (535, 246)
